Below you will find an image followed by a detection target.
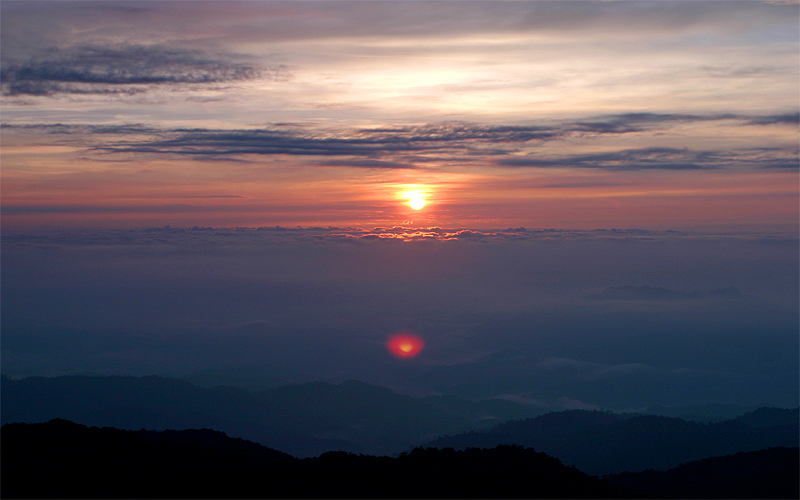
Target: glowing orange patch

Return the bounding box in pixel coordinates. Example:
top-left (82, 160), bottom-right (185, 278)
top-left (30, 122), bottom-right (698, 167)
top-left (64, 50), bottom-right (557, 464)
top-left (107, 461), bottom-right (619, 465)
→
top-left (386, 332), bottom-right (425, 359)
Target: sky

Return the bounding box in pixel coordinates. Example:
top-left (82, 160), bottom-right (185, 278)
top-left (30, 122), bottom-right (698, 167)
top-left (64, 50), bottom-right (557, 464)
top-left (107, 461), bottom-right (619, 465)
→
top-left (1, 1), bottom-right (798, 411)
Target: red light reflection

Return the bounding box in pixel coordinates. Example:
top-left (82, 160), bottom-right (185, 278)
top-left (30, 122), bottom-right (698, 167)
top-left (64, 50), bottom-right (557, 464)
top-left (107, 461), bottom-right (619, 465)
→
top-left (386, 332), bottom-right (425, 359)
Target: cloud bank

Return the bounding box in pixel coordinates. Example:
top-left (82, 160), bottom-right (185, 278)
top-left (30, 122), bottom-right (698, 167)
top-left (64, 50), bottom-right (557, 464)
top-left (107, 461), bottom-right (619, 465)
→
top-left (10, 114), bottom-right (797, 172)
top-left (1, 44), bottom-right (283, 96)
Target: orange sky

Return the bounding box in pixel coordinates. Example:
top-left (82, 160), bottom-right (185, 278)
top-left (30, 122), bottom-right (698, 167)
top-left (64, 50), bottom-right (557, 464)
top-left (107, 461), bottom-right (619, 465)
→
top-left (1, 1), bottom-right (797, 231)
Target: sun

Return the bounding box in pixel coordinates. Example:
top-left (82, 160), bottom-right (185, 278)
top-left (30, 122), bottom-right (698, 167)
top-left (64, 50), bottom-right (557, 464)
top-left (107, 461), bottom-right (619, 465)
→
top-left (399, 187), bottom-right (430, 212)
top-left (408, 193), bottom-right (426, 210)
top-left (386, 332), bottom-right (425, 359)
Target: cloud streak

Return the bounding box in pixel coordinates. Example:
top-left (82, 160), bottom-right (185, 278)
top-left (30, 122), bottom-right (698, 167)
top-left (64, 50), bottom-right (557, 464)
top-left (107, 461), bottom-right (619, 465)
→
top-left (499, 147), bottom-right (724, 171)
top-left (1, 44), bottom-right (282, 96)
top-left (11, 113), bottom-right (796, 172)
top-left (87, 122), bottom-right (562, 159)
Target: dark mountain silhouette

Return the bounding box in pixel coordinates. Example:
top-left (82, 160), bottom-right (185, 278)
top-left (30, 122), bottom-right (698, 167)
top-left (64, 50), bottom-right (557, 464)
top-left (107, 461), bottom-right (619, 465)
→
top-left (425, 408), bottom-right (799, 475)
top-left (4, 374), bottom-right (795, 477)
top-left (0, 374), bottom-right (539, 457)
top-left (604, 447), bottom-right (800, 499)
top-left (1, 419), bottom-right (646, 499)
top-left (732, 406), bottom-right (800, 428)
top-left (642, 402), bottom-right (761, 422)
top-left (252, 379), bottom-right (478, 454)
top-left (0, 374), bottom-right (347, 457)
top-left (1, 419), bottom-right (295, 499)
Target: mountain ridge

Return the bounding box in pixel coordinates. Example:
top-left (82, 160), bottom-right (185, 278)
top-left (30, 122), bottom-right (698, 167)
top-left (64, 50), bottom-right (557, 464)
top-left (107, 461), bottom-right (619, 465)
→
top-left (3, 374), bottom-right (795, 471)
top-left (604, 447), bottom-right (799, 499)
top-left (1, 419), bottom-right (646, 499)
top-left (0, 373), bottom-right (540, 457)
top-left (424, 407), bottom-right (799, 475)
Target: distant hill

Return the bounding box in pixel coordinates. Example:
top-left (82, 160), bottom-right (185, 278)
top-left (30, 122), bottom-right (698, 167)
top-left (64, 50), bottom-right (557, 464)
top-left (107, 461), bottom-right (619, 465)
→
top-left (604, 447), bottom-right (800, 499)
top-left (1, 419), bottom-right (294, 498)
top-left (0, 374), bottom-right (345, 457)
top-left (4, 374), bottom-right (794, 469)
top-left (641, 403), bottom-right (761, 422)
top-left (1, 419), bottom-right (646, 499)
top-left (425, 408), bottom-right (799, 475)
top-left (0, 374), bottom-right (539, 457)
top-left (252, 379), bottom-right (477, 453)
top-left (732, 406), bottom-right (800, 428)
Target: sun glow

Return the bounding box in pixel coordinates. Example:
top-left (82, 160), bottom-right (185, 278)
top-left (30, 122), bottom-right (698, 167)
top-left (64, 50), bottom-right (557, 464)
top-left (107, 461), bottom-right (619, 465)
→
top-left (401, 189), bottom-right (428, 211)
top-left (409, 193), bottom-right (426, 210)
top-left (386, 332), bottom-right (425, 359)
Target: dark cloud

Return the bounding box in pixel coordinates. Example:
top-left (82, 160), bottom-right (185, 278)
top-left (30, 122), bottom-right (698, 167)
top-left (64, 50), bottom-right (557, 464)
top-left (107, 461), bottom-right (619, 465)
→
top-left (361, 123), bottom-right (560, 143)
top-left (498, 147), bottom-right (722, 170)
top-left (746, 112), bottom-right (800, 126)
top-left (499, 145), bottom-right (800, 171)
top-left (95, 130), bottom-right (434, 157)
top-left (756, 159), bottom-right (800, 170)
top-left (1, 123), bottom-right (159, 135)
top-left (569, 112), bottom-right (798, 135)
top-left (11, 114), bottom-right (797, 171)
top-left (1, 44), bottom-right (281, 96)
top-left (604, 112), bottom-right (740, 124)
top-left (81, 122), bottom-right (562, 160)
top-left (567, 113), bottom-right (727, 135)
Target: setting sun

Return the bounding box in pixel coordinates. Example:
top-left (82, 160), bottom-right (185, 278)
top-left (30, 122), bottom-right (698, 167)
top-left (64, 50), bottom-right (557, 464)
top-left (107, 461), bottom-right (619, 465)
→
top-left (409, 194), bottom-right (426, 210)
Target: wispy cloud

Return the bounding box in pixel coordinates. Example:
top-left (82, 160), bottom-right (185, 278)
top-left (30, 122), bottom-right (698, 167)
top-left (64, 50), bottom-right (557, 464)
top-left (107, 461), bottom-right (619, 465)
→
top-left (1, 44), bottom-right (283, 96)
top-left (570, 112), bottom-right (798, 133)
top-left (499, 147), bottom-right (724, 171)
top-left (12, 114), bottom-right (795, 172)
top-left (745, 113), bottom-right (800, 126)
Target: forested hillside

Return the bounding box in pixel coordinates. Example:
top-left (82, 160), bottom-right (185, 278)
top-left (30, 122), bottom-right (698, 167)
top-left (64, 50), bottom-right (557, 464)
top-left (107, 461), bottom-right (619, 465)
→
top-left (1, 420), bottom-right (642, 499)
top-left (604, 447), bottom-right (799, 499)
top-left (425, 408), bottom-right (799, 474)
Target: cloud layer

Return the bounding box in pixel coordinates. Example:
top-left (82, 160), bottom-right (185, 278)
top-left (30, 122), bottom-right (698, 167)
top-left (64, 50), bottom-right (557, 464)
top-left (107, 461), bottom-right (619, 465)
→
top-left (10, 114), bottom-right (797, 172)
top-left (1, 44), bottom-right (281, 96)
